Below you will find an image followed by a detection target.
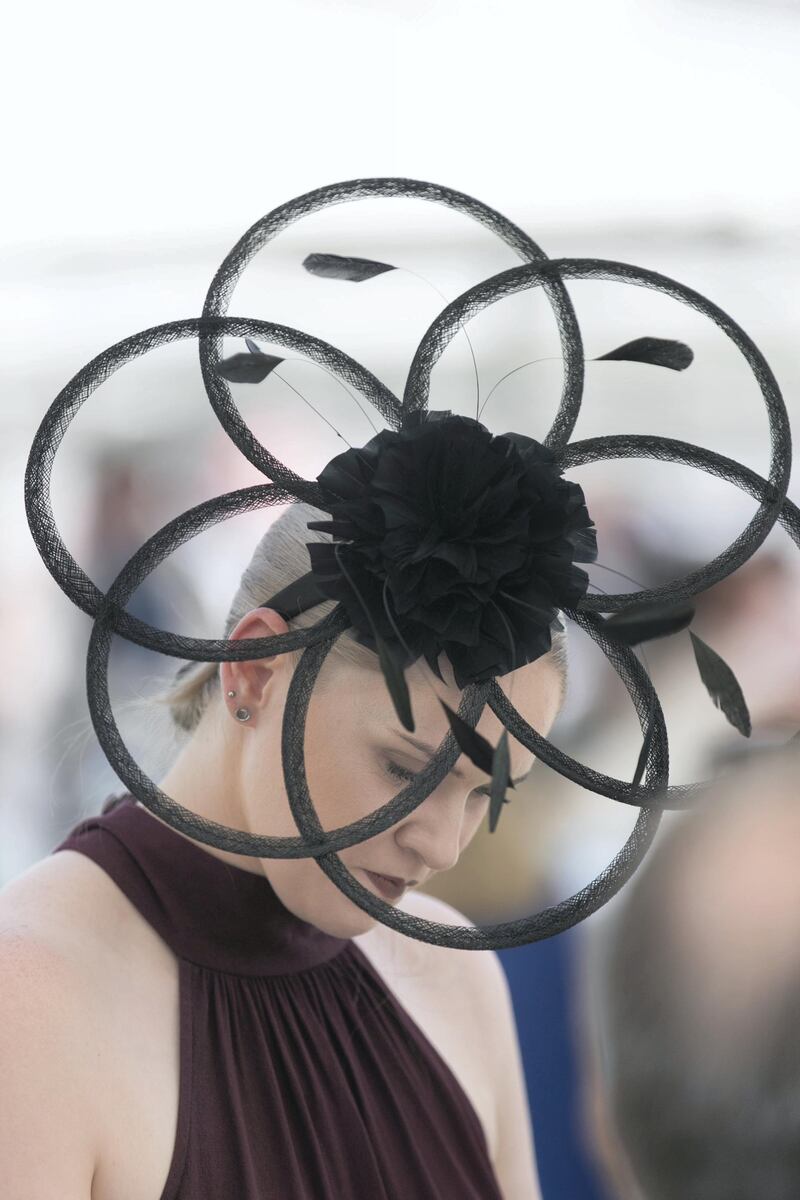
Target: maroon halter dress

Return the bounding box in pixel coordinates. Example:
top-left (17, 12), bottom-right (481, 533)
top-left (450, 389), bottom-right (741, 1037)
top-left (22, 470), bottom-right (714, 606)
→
top-left (51, 793), bottom-right (503, 1199)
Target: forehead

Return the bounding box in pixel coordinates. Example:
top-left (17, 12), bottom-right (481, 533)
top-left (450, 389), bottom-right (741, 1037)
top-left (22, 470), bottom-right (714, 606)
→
top-left (348, 654), bottom-right (560, 773)
top-left (347, 650), bottom-right (560, 711)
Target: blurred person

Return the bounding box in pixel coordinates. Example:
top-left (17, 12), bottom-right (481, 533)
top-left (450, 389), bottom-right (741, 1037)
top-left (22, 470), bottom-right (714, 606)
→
top-left (427, 520), bottom-right (798, 1199)
top-left (580, 739), bottom-right (800, 1200)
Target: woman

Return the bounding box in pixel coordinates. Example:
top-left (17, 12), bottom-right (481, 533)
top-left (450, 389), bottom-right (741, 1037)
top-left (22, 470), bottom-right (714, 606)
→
top-left (0, 499), bottom-right (567, 1200)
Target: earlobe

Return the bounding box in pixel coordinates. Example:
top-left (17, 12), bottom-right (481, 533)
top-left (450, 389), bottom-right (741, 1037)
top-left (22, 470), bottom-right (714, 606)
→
top-left (225, 688), bottom-right (252, 724)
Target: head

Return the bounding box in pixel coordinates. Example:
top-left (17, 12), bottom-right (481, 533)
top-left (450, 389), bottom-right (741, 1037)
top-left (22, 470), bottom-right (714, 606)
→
top-left (584, 741), bottom-right (800, 1200)
top-left (149, 501), bottom-right (568, 938)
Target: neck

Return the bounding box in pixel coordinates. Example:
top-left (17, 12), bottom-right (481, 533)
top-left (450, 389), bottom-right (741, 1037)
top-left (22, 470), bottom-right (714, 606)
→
top-left (140, 707), bottom-right (264, 877)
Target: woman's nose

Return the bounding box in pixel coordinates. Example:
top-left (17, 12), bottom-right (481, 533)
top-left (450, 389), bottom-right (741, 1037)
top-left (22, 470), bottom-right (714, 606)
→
top-left (394, 788), bottom-right (466, 874)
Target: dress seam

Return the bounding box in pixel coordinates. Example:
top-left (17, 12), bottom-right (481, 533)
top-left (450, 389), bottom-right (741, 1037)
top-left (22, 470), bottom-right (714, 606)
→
top-left (173, 944), bottom-right (353, 981)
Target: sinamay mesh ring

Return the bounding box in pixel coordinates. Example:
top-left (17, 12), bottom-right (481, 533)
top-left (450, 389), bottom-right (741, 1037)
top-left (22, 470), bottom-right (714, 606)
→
top-left (24, 177), bottom-right (798, 951)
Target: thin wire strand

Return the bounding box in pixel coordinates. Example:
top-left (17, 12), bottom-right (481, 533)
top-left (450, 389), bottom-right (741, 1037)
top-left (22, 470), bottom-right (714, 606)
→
top-left (274, 356), bottom-right (381, 436)
top-left (273, 370), bottom-right (355, 446)
top-left (256, 360), bottom-right (378, 477)
top-left (478, 356), bottom-right (567, 422)
top-left (400, 267), bottom-right (482, 420)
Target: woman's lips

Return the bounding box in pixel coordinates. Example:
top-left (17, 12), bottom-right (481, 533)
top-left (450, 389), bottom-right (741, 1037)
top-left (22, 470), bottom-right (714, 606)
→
top-left (362, 869), bottom-right (406, 902)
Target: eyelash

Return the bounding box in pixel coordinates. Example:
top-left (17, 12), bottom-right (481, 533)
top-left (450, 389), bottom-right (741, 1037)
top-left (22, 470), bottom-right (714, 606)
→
top-left (383, 759), bottom-right (491, 799)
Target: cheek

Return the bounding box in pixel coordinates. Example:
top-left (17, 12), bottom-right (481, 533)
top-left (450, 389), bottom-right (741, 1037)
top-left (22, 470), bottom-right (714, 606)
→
top-left (462, 800), bottom-right (489, 845)
top-left (302, 750), bottom-right (382, 834)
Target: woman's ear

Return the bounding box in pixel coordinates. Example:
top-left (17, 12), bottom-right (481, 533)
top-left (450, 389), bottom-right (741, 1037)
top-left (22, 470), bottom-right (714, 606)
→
top-left (221, 608), bottom-right (293, 711)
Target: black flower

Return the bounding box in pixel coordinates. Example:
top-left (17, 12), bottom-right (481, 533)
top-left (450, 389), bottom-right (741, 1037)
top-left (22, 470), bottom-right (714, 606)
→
top-left (305, 409), bottom-right (598, 688)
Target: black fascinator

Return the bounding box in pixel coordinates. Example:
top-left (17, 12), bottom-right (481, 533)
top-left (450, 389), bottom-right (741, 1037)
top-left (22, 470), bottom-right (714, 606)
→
top-left (25, 177), bottom-right (798, 951)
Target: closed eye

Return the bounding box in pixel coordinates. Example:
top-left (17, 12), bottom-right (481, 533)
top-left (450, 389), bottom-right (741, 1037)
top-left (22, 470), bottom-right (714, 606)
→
top-left (383, 759), bottom-right (492, 798)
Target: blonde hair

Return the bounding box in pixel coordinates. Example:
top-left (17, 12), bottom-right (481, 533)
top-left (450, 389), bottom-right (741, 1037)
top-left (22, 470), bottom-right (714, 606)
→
top-left (151, 501), bottom-right (570, 735)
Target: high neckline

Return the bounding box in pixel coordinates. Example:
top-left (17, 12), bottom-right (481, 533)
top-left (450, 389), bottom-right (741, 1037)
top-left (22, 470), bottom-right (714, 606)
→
top-left (84, 793), bottom-right (351, 976)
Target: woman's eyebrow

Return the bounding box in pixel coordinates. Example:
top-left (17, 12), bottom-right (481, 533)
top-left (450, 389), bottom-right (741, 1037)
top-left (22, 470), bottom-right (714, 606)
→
top-left (391, 730), bottom-right (533, 785)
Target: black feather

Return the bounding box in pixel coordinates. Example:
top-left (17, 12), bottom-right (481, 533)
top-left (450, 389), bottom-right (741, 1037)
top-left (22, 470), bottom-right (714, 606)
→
top-left (488, 728), bottom-right (511, 834)
top-left (602, 599), bottom-right (695, 647)
top-left (302, 252), bottom-right (396, 282)
top-left (216, 350), bottom-right (283, 384)
top-left (689, 631), bottom-right (751, 737)
top-left (331, 542), bottom-right (414, 731)
top-left (595, 336), bottom-right (694, 371)
top-left (375, 632), bottom-right (414, 732)
top-left (438, 699), bottom-right (495, 776)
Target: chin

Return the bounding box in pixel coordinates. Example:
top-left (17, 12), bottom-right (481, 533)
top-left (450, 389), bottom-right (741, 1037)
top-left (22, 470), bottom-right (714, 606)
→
top-left (314, 908), bottom-right (378, 940)
top-left (324, 890), bottom-right (389, 938)
top-left (310, 883), bottom-right (395, 939)
top-left (290, 867), bottom-right (398, 939)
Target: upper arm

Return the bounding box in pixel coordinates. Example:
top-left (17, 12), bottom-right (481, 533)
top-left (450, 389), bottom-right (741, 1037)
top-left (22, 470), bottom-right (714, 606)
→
top-left (0, 929), bottom-right (99, 1198)
top-left (472, 947), bottom-right (543, 1200)
top-left (404, 891), bottom-right (543, 1199)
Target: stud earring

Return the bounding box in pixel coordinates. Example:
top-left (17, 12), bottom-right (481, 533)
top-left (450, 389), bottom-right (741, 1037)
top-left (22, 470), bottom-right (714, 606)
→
top-left (235, 707), bottom-right (251, 722)
top-left (227, 690), bottom-right (236, 697)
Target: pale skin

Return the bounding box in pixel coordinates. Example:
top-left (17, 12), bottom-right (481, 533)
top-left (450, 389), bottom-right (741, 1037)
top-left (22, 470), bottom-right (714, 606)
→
top-left (149, 605), bottom-right (562, 941)
top-left (0, 604), bottom-right (561, 1200)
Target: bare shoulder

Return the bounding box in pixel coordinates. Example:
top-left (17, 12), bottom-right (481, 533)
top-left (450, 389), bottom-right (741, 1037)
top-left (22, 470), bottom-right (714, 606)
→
top-left (0, 850), bottom-right (141, 1043)
top-left (0, 872), bottom-right (111, 1197)
top-left (399, 892), bottom-right (542, 1198)
top-left (0, 847), bottom-right (129, 962)
top-left (0, 848), bottom-right (127, 1050)
top-left (399, 888), bottom-right (507, 997)
top-left (0, 849), bottom-right (154, 1190)
top-left (409, 894), bottom-right (520, 1044)
top-left (0, 890), bottom-right (105, 1048)
top-left (408, 895), bottom-right (519, 1044)
top-left (387, 889), bottom-right (474, 973)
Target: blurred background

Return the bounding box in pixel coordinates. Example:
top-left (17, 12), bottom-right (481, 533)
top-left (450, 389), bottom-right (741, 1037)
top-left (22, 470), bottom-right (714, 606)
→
top-left (3, 1), bottom-right (799, 1196)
